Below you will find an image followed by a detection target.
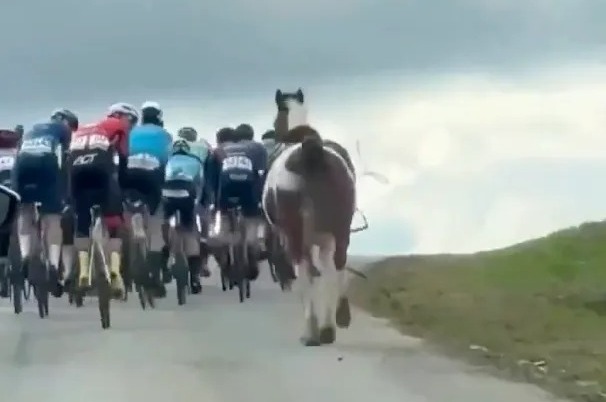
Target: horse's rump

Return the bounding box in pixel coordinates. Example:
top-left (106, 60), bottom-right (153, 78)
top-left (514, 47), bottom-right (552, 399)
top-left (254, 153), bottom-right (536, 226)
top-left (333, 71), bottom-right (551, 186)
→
top-left (263, 139), bottom-right (355, 268)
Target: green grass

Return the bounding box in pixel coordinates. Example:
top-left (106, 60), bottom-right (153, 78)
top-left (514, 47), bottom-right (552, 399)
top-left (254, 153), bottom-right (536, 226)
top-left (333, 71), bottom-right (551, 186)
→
top-left (349, 220), bottom-right (606, 401)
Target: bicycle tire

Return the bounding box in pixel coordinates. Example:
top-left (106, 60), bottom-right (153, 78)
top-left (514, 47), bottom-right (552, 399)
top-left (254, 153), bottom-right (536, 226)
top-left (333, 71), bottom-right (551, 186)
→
top-left (91, 235), bottom-right (111, 330)
top-left (97, 278), bottom-right (111, 329)
top-left (11, 266), bottom-right (23, 314)
top-left (172, 231), bottom-right (188, 306)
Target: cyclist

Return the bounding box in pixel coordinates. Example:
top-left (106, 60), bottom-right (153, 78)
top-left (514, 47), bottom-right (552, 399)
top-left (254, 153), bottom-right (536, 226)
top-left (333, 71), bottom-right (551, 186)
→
top-left (0, 129), bottom-right (20, 297)
top-left (68, 103), bottom-right (138, 297)
top-left (211, 126), bottom-right (267, 281)
top-left (125, 101), bottom-right (172, 297)
top-left (0, 185), bottom-right (20, 284)
top-left (163, 139), bottom-right (205, 293)
top-left (175, 126), bottom-right (212, 277)
top-left (0, 128), bottom-right (21, 188)
top-left (13, 109), bottom-right (77, 297)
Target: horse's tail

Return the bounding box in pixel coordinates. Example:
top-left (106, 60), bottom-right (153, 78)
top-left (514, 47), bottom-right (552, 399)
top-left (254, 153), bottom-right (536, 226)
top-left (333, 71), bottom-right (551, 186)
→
top-left (301, 135), bottom-right (324, 176)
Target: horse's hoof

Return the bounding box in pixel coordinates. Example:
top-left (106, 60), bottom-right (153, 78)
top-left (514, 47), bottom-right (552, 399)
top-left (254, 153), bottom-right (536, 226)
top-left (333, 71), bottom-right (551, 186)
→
top-left (319, 327), bottom-right (336, 344)
top-left (336, 297), bottom-right (351, 328)
top-left (300, 336), bottom-right (321, 347)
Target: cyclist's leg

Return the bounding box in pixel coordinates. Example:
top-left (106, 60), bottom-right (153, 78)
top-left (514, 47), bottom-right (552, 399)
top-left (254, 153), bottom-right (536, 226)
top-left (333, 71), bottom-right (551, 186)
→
top-left (14, 155), bottom-right (37, 271)
top-left (17, 203), bottom-right (35, 275)
top-left (71, 172), bottom-right (93, 288)
top-left (60, 206), bottom-right (75, 286)
top-left (40, 173), bottom-right (63, 297)
top-left (197, 184), bottom-right (211, 277)
top-left (104, 176), bottom-right (125, 297)
top-left (181, 196), bottom-right (202, 293)
top-left (242, 183), bottom-right (261, 281)
top-left (145, 170), bottom-right (167, 297)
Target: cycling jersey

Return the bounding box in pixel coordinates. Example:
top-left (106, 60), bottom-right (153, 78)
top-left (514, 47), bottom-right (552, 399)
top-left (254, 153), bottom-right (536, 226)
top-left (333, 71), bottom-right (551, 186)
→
top-left (174, 138), bottom-right (210, 166)
top-left (68, 122), bottom-right (124, 236)
top-left (215, 140), bottom-right (267, 217)
top-left (0, 130), bottom-right (20, 188)
top-left (125, 124), bottom-right (172, 215)
top-left (13, 122), bottom-right (70, 213)
top-left (163, 152), bottom-right (204, 230)
top-left (128, 123), bottom-right (172, 168)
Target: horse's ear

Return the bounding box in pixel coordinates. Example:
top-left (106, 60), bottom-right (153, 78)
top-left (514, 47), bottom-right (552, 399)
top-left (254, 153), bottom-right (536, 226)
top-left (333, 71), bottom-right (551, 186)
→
top-left (296, 88), bottom-right (304, 103)
top-left (275, 89), bottom-right (283, 105)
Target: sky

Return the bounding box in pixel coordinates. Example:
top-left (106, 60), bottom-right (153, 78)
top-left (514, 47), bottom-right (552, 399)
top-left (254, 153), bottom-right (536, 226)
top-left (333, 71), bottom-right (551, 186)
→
top-left (1, 0), bottom-right (605, 255)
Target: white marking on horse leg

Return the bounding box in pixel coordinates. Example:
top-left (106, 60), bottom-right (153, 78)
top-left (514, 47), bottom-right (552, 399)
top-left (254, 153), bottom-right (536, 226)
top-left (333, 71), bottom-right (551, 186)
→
top-left (316, 235), bottom-right (338, 344)
top-left (294, 258), bottom-right (320, 345)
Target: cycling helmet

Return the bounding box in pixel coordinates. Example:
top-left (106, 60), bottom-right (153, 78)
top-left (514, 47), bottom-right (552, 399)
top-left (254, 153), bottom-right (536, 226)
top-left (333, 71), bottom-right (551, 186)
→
top-left (108, 102), bottom-right (139, 124)
top-left (14, 125), bottom-right (24, 138)
top-left (50, 108), bottom-right (79, 130)
top-left (216, 127), bottom-right (235, 145)
top-left (235, 123), bottom-right (254, 141)
top-left (261, 129), bottom-right (276, 141)
top-left (141, 101), bottom-right (163, 126)
top-left (178, 126), bottom-right (197, 142)
top-left (172, 139), bottom-right (190, 154)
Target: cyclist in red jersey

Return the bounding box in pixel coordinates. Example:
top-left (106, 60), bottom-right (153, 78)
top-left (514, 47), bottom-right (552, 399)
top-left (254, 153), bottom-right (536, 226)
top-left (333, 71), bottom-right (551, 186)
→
top-left (67, 103), bottom-right (139, 298)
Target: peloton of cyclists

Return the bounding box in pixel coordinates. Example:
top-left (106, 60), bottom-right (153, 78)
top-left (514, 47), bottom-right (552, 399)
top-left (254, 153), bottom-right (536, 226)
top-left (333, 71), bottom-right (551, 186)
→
top-left (4, 102), bottom-right (274, 304)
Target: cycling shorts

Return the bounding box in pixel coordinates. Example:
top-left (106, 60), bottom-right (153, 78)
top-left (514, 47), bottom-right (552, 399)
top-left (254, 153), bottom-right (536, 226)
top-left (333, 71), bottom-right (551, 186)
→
top-left (217, 173), bottom-right (259, 218)
top-left (13, 153), bottom-right (62, 214)
top-left (125, 167), bottom-right (164, 216)
top-left (70, 150), bottom-right (122, 237)
top-left (163, 179), bottom-right (197, 231)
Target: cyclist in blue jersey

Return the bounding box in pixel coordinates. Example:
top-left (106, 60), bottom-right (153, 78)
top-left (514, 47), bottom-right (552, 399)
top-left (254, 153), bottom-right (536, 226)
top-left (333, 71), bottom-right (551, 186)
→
top-left (13, 109), bottom-right (78, 296)
top-left (163, 139), bottom-right (206, 293)
top-left (212, 125), bottom-right (267, 280)
top-left (125, 101), bottom-right (172, 297)
top-left (174, 126), bottom-right (213, 278)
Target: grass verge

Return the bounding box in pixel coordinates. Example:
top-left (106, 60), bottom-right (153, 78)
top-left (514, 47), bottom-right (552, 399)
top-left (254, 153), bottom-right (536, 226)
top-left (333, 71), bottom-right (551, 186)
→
top-left (348, 221), bottom-right (606, 402)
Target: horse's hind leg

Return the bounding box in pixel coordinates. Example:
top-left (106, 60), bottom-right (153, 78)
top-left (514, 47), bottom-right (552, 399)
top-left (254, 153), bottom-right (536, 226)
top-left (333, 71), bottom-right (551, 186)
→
top-left (314, 238), bottom-right (339, 345)
top-left (335, 242), bottom-right (351, 329)
top-left (295, 258), bottom-right (321, 346)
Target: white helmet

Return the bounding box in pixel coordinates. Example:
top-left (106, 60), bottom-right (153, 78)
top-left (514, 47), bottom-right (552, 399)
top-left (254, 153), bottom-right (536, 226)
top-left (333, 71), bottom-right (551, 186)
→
top-left (108, 102), bottom-right (139, 123)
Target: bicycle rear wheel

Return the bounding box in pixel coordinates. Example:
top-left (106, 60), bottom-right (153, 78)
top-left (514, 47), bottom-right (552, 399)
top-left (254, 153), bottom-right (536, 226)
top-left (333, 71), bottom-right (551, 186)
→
top-left (10, 264), bottom-right (24, 314)
top-left (92, 245), bottom-right (111, 329)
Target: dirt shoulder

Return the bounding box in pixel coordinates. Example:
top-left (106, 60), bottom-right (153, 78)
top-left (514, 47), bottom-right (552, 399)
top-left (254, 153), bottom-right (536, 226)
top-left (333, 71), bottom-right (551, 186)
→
top-left (348, 221), bottom-right (606, 402)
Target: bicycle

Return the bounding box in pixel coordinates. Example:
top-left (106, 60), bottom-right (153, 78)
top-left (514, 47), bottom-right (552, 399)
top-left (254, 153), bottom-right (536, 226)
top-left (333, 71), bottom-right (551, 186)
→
top-left (74, 205), bottom-right (112, 329)
top-left (124, 197), bottom-right (155, 310)
top-left (225, 205), bottom-right (251, 303)
top-left (167, 210), bottom-right (189, 306)
top-left (7, 229), bottom-right (27, 313)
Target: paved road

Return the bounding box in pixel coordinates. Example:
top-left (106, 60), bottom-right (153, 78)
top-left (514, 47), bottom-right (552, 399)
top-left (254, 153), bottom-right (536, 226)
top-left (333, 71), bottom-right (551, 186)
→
top-left (0, 264), bottom-right (562, 402)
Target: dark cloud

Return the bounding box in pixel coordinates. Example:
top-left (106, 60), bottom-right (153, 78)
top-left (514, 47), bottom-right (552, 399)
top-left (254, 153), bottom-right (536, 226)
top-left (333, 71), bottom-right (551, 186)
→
top-left (1, 0), bottom-right (604, 105)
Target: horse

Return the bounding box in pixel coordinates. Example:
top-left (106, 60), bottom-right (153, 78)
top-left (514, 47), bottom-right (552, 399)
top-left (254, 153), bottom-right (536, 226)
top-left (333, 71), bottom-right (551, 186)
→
top-left (262, 89), bottom-right (355, 346)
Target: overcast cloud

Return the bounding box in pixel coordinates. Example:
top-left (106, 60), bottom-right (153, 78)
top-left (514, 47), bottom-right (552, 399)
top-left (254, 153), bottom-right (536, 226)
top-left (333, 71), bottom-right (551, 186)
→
top-left (1, 0), bottom-right (605, 255)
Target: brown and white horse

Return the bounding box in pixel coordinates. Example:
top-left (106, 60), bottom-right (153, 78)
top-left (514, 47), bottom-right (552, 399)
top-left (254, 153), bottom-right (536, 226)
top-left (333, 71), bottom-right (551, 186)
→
top-left (262, 90), bottom-right (355, 346)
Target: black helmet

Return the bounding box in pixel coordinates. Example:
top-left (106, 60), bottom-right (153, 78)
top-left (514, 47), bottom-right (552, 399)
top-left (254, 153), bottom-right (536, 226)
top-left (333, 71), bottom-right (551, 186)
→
top-left (261, 129), bottom-right (276, 141)
top-left (50, 108), bottom-right (79, 131)
top-left (140, 101), bottom-right (164, 127)
top-left (172, 139), bottom-right (191, 154)
top-left (216, 127), bottom-right (235, 145)
top-left (235, 123), bottom-right (254, 141)
top-left (178, 126), bottom-right (197, 142)
top-left (14, 125), bottom-right (24, 138)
